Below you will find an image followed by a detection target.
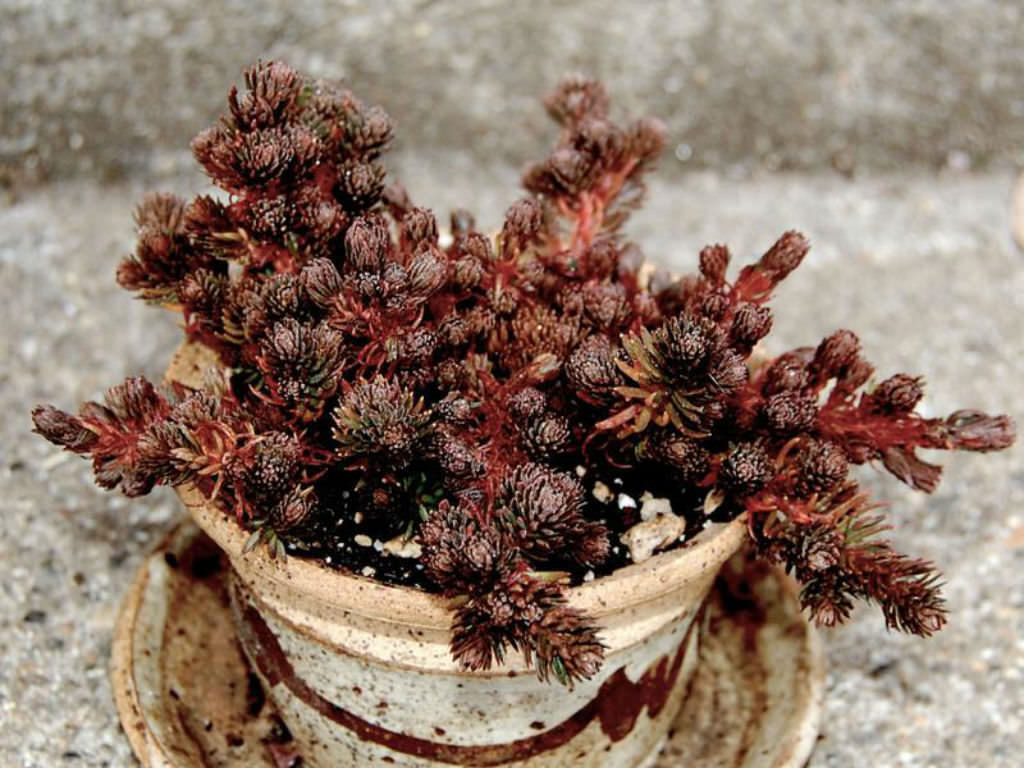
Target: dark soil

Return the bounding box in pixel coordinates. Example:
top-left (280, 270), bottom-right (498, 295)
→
top-left (281, 465), bottom-right (738, 591)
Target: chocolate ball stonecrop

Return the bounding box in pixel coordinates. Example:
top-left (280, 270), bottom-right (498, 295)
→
top-left (33, 62), bottom-right (1015, 685)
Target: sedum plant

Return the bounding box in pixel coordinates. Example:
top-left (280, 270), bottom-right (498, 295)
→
top-left (33, 62), bottom-right (1015, 686)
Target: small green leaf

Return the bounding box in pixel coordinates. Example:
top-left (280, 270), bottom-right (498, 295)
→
top-left (243, 529), bottom-right (262, 554)
top-left (551, 656), bottom-right (569, 686)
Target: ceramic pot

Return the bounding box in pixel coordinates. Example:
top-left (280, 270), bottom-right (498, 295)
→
top-left (167, 343), bottom-right (749, 767)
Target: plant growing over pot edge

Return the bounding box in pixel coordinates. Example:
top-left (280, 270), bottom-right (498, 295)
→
top-left (33, 61), bottom-right (1015, 687)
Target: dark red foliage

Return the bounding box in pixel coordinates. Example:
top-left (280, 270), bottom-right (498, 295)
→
top-left (33, 62), bottom-right (1016, 684)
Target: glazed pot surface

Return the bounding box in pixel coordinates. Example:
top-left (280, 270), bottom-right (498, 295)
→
top-left (182, 483), bottom-right (745, 767)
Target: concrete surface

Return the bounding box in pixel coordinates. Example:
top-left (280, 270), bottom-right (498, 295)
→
top-left (3, 2), bottom-right (1024, 764)
top-left (1, 160), bottom-right (1022, 767)
top-left (3, 0), bottom-right (1024, 184)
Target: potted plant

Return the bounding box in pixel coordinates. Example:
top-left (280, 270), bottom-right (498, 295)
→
top-left (32, 62), bottom-right (1015, 767)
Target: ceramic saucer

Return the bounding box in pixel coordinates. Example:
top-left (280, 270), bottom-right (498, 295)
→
top-left (112, 519), bottom-right (823, 768)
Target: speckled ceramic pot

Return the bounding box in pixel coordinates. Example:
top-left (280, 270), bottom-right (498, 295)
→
top-left (181, 487), bottom-right (746, 768)
top-left (167, 343), bottom-right (749, 767)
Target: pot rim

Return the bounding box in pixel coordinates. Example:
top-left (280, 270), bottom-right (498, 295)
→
top-left (180, 488), bottom-right (747, 630)
top-left (169, 342), bottom-right (749, 630)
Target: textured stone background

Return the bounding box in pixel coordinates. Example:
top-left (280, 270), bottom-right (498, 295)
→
top-left (2, 1), bottom-right (1023, 767)
top-left (3, 0), bottom-right (1024, 185)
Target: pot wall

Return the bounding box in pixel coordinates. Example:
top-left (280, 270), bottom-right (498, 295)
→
top-left (182, 486), bottom-right (746, 767)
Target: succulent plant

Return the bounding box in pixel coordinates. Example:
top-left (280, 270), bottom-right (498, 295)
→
top-left (33, 61), bottom-right (1015, 685)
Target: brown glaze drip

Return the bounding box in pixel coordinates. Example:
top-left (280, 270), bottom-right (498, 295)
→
top-left (238, 603), bottom-right (697, 766)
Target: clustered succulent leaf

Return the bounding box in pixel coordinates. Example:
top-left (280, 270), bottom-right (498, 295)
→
top-left (34, 62), bottom-right (1015, 684)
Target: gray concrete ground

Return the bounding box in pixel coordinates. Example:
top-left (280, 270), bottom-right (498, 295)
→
top-left (3, 0), bottom-right (1024, 184)
top-left (3, 1), bottom-right (1024, 765)
top-left (1, 161), bottom-right (1021, 767)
